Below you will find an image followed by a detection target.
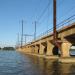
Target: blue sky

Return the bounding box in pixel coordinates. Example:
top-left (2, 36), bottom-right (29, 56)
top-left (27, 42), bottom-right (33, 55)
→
top-left (0, 0), bottom-right (75, 47)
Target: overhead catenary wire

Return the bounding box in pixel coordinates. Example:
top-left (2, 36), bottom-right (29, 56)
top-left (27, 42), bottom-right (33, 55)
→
top-left (57, 0), bottom-right (75, 24)
top-left (36, 0), bottom-right (52, 22)
top-left (57, 14), bottom-right (75, 26)
top-left (22, 0), bottom-right (75, 44)
top-left (36, 14), bottom-right (75, 40)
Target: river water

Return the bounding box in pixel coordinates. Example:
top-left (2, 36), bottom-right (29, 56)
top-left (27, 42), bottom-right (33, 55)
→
top-left (0, 51), bottom-right (75, 75)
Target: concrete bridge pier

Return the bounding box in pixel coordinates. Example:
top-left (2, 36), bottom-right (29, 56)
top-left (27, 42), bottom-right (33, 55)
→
top-left (31, 46), bottom-right (35, 54)
top-left (61, 42), bottom-right (71, 57)
top-left (38, 43), bottom-right (45, 57)
top-left (45, 40), bottom-right (59, 59)
top-left (59, 41), bottom-right (75, 63)
top-left (25, 47), bottom-right (28, 53)
top-left (25, 46), bottom-right (29, 53)
top-left (28, 46), bottom-right (32, 53)
top-left (35, 45), bottom-right (39, 54)
top-left (39, 43), bottom-right (45, 55)
top-left (46, 41), bottom-right (53, 56)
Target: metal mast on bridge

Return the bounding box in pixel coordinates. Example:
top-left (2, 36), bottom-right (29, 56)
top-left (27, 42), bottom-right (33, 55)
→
top-left (21, 20), bottom-right (24, 48)
top-left (53, 0), bottom-right (61, 50)
top-left (23, 34), bottom-right (33, 44)
top-left (53, 0), bottom-right (57, 42)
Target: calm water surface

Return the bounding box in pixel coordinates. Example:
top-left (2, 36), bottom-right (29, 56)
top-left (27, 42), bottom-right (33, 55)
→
top-left (0, 50), bottom-right (75, 75)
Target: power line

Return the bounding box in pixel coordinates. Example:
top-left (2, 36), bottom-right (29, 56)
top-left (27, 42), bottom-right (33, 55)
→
top-left (34, 21), bottom-right (36, 40)
top-left (35, 14), bottom-right (75, 41)
top-left (57, 0), bottom-right (64, 7)
top-left (31, 0), bottom-right (43, 21)
top-left (23, 34), bottom-right (33, 44)
top-left (57, 0), bottom-right (75, 23)
top-left (57, 14), bottom-right (75, 28)
top-left (37, 0), bottom-right (52, 22)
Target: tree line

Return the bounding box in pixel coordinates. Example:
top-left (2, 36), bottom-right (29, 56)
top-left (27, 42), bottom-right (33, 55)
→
top-left (0, 47), bottom-right (15, 50)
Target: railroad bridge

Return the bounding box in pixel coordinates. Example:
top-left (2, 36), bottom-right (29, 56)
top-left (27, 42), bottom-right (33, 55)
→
top-left (17, 0), bottom-right (75, 63)
top-left (17, 22), bottom-right (75, 63)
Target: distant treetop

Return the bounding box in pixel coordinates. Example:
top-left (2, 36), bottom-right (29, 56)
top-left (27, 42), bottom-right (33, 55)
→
top-left (2, 47), bottom-right (15, 50)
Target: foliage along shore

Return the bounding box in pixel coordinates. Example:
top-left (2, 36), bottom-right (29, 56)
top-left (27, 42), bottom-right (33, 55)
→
top-left (0, 47), bottom-right (15, 50)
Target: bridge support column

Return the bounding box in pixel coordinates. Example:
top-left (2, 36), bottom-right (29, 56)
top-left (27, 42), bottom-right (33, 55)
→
top-left (58, 42), bottom-right (75, 63)
top-left (26, 47), bottom-right (29, 53)
top-left (46, 41), bottom-right (54, 56)
top-left (35, 45), bottom-right (39, 54)
top-left (31, 46), bottom-right (35, 54)
top-left (28, 47), bottom-right (32, 53)
top-left (45, 41), bottom-right (59, 59)
top-left (61, 42), bottom-right (71, 57)
top-left (39, 43), bottom-right (45, 55)
top-left (26, 47), bottom-right (28, 53)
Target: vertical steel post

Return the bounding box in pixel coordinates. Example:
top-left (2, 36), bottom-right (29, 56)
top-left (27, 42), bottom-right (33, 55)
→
top-left (25, 35), bottom-right (26, 44)
top-left (53, 0), bottom-right (61, 51)
top-left (53, 0), bottom-right (57, 42)
top-left (21, 20), bottom-right (23, 48)
top-left (18, 33), bottom-right (19, 47)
